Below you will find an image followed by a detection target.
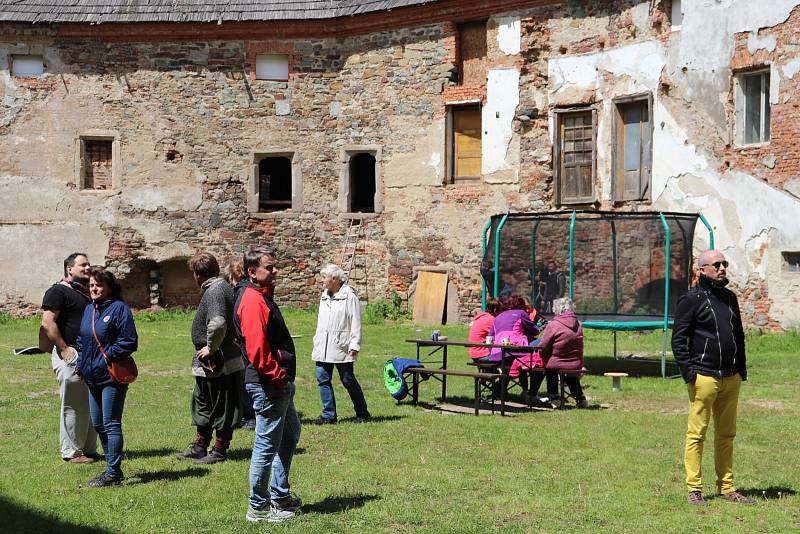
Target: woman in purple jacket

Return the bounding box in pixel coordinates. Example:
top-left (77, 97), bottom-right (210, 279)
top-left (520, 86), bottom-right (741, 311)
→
top-left (529, 297), bottom-right (588, 408)
top-left (483, 295), bottom-right (540, 362)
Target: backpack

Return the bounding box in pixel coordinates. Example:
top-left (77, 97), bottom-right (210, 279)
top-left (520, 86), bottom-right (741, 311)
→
top-left (383, 357), bottom-right (423, 401)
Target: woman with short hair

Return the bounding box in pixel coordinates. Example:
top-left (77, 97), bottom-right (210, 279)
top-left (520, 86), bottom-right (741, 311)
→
top-left (310, 264), bottom-right (370, 424)
top-left (529, 297), bottom-right (588, 408)
top-left (76, 267), bottom-right (138, 487)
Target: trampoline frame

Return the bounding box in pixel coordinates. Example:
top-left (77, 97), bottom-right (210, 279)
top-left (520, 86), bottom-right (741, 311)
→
top-left (481, 210), bottom-right (715, 377)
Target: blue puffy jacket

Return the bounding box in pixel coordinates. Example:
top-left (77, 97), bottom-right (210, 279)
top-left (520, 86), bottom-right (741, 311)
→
top-left (76, 299), bottom-right (138, 388)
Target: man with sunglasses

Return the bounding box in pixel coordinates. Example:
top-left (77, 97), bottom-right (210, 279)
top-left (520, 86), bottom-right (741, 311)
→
top-left (672, 249), bottom-right (754, 506)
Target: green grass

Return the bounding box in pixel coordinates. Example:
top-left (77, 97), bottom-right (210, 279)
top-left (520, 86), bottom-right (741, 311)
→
top-left (1, 312), bottom-right (798, 533)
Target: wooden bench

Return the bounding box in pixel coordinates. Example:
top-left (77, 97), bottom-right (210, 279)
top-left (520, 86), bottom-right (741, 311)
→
top-left (405, 367), bottom-right (501, 416)
top-left (468, 361), bottom-right (585, 410)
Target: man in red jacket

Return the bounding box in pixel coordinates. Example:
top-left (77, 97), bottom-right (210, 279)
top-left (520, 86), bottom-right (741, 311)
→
top-left (234, 246), bottom-right (301, 523)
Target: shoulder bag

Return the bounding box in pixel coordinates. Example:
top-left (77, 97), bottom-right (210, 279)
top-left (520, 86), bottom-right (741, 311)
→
top-left (92, 307), bottom-right (138, 384)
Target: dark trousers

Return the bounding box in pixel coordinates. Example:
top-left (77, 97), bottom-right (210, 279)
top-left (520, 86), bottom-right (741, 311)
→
top-left (315, 362), bottom-right (369, 420)
top-left (530, 369), bottom-right (585, 400)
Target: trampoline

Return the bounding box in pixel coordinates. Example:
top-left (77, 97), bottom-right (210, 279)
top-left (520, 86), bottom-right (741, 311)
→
top-left (480, 211), bottom-right (715, 377)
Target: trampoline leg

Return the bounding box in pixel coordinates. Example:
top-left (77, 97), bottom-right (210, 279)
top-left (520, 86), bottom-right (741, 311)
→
top-left (661, 330), bottom-right (667, 378)
top-left (613, 331), bottom-right (618, 360)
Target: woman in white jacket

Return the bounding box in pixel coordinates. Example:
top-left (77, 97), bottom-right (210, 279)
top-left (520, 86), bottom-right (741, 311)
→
top-left (310, 264), bottom-right (371, 424)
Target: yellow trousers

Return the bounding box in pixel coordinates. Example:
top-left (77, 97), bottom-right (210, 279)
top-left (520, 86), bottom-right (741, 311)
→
top-left (685, 373), bottom-right (742, 494)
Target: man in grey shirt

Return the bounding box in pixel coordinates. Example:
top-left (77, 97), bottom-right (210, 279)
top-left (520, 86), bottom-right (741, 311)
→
top-left (177, 252), bottom-right (244, 464)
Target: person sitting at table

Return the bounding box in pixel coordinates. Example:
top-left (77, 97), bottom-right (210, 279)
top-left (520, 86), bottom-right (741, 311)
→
top-left (485, 295), bottom-right (540, 362)
top-left (528, 297), bottom-right (589, 408)
top-left (467, 299), bottom-right (502, 361)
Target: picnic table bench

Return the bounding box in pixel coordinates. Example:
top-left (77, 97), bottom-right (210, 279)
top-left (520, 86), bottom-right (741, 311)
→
top-left (468, 360), bottom-right (585, 409)
top-left (405, 339), bottom-right (540, 416)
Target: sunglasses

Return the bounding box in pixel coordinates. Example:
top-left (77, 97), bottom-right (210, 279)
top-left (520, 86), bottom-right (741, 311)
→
top-left (701, 260), bottom-right (728, 270)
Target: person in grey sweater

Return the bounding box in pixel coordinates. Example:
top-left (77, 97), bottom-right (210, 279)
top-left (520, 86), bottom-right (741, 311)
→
top-left (177, 252), bottom-right (244, 464)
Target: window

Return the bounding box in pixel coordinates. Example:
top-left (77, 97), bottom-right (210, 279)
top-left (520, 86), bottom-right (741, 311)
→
top-left (248, 151), bottom-right (303, 214)
top-left (11, 54), bottom-right (43, 77)
top-left (255, 54), bottom-right (289, 81)
top-left (457, 21), bottom-right (487, 86)
top-left (613, 96), bottom-right (652, 201)
top-left (555, 109), bottom-right (595, 204)
top-left (339, 146), bottom-right (382, 215)
top-left (258, 157), bottom-right (292, 211)
top-left (447, 105), bottom-right (482, 181)
top-left (349, 154), bottom-right (376, 213)
top-left (784, 252), bottom-right (800, 273)
top-left (670, 0), bottom-right (683, 30)
top-left (735, 70), bottom-right (771, 145)
top-left (80, 138), bottom-right (114, 190)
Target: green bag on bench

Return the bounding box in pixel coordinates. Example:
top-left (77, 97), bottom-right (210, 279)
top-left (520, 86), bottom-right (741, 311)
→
top-left (383, 358), bottom-right (422, 401)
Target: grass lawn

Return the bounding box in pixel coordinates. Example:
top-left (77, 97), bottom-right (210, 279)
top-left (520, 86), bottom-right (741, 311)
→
top-left (1, 311), bottom-right (798, 533)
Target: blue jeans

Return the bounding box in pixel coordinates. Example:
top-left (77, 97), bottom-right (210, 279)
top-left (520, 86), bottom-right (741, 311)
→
top-left (315, 362), bottom-right (369, 420)
top-left (246, 381), bottom-right (301, 510)
top-left (88, 382), bottom-right (128, 478)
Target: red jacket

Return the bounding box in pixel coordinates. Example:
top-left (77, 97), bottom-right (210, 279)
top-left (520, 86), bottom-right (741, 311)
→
top-left (468, 311), bottom-right (495, 359)
top-left (234, 283), bottom-right (292, 387)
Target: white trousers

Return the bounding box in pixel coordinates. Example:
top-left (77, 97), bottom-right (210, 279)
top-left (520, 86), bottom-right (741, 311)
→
top-left (51, 348), bottom-right (97, 459)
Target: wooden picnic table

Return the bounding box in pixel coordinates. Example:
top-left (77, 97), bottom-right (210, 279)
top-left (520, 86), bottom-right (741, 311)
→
top-left (405, 339), bottom-right (539, 416)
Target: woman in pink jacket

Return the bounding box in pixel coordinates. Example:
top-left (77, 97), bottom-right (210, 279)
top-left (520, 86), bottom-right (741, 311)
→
top-left (467, 299), bottom-right (501, 360)
top-left (529, 297), bottom-right (589, 408)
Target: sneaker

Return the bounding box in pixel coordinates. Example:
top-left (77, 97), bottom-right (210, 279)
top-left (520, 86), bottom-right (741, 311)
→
top-left (194, 448), bottom-right (227, 465)
top-left (66, 455), bottom-right (96, 464)
top-left (576, 398), bottom-right (590, 409)
top-left (86, 452), bottom-right (103, 461)
top-left (687, 491), bottom-right (707, 506)
top-left (272, 493), bottom-right (302, 512)
top-left (353, 414), bottom-right (372, 424)
top-left (246, 504), bottom-right (296, 523)
top-left (176, 444), bottom-right (207, 460)
top-left (722, 491), bottom-right (756, 504)
top-left (549, 398), bottom-right (562, 409)
top-left (309, 417), bottom-right (337, 425)
top-left (87, 472), bottom-right (123, 488)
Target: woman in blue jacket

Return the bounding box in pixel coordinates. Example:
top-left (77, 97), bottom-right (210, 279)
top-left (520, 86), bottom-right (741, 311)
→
top-left (76, 267), bottom-right (138, 487)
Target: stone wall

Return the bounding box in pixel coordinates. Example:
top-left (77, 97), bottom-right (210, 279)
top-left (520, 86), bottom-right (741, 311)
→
top-left (2, 1), bottom-right (800, 328)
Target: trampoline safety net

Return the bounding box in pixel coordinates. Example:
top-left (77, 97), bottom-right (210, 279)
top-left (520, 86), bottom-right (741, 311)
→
top-left (482, 211), bottom-right (700, 320)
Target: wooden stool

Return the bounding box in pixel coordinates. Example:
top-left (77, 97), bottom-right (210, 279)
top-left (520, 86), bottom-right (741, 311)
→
top-left (603, 372), bottom-right (628, 391)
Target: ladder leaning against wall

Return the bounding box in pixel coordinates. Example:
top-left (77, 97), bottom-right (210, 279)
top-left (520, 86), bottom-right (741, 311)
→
top-left (339, 218), bottom-right (367, 300)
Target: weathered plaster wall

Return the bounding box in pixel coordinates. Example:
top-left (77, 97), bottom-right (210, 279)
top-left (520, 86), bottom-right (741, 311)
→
top-left (527, 0), bottom-right (800, 328)
top-left (2, 0), bottom-right (799, 328)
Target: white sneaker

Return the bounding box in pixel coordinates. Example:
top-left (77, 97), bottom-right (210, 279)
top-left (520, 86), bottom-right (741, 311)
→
top-left (246, 504), bottom-right (296, 523)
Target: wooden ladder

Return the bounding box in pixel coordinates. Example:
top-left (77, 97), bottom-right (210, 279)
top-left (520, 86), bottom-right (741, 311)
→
top-left (339, 218), bottom-right (363, 280)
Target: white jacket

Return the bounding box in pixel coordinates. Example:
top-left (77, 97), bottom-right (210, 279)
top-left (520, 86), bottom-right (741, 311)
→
top-left (311, 284), bottom-right (361, 363)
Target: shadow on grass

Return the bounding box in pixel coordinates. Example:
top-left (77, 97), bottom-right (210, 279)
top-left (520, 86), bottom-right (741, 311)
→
top-left (126, 467), bottom-right (209, 485)
top-left (125, 447), bottom-right (177, 460)
top-left (0, 495), bottom-right (109, 533)
top-left (304, 493), bottom-right (380, 515)
top-left (299, 415), bottom-right (404, 425)
top-left (739, 486), bottom-right (796, 499)
top-left (225, 447), bottom-right (307, 461)
top-left (584, 355), bottom-right (679, 378)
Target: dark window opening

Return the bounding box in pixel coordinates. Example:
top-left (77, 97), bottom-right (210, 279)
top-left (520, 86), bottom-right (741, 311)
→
top-left (349, 153), bottom-right (376, 213)
top-left (784, 252), bottom-right (800, 273)
top-left (259, 156), bottom-right (292, 212)
top-left (82, 139), bottom-right (113, 190)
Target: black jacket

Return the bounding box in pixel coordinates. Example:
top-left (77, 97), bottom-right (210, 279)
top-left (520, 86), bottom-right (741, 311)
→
top-left (671, 275), bottom-right (747, 384)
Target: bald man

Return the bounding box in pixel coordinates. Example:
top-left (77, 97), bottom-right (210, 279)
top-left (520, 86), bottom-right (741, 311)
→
top-left (671, 249), bottom-right (754, 506)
